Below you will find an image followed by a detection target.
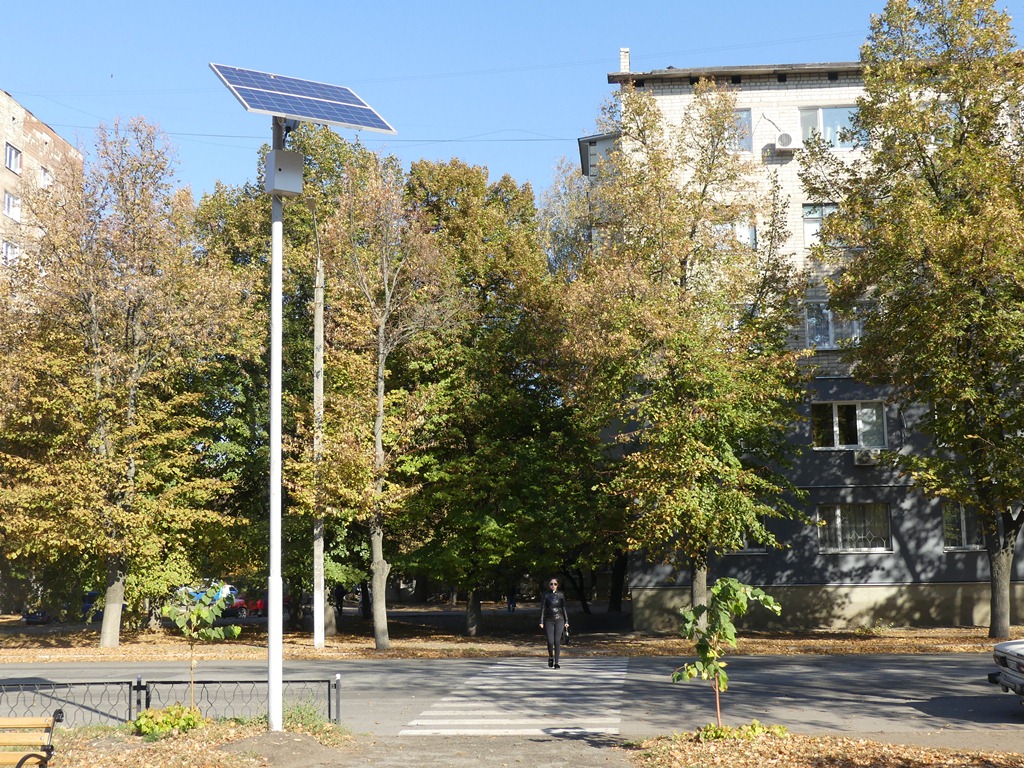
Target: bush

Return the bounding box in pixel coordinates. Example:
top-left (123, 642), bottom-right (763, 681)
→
top-left (132, 705), bottom-right (209, 739)
top-left (694, 720), bottom-right (788, 742)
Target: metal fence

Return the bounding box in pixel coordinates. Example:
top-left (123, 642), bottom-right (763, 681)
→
top-left (0, 677), bottom-right (342, 727)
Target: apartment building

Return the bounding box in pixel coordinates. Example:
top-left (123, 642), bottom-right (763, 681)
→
top-left (582, 51), bottom-right (1024, 631)
top-left (1, 90), bottom-right (81, 266)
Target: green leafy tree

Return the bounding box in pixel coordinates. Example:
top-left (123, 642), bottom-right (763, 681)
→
top-left (570, 81), bottom-right (807, 609)
top-left (401, 160), bottom-right (620, 634)
top-left (800, 0), bottom-right (1024, 638)
top-left (161, 583), bottom-right (241, 709)
top-left (674, 578), bottom-right (782, 727)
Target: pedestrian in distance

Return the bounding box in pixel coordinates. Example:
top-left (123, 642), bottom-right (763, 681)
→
top-left (539, 577), bottom-right (569, 668)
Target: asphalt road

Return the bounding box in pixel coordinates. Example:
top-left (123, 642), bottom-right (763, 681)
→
top-left (2, 654), bottom-right (1022, 753)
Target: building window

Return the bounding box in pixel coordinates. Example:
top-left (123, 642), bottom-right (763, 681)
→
top-left (728, 528), bottom-right (768, 554)
top-left (811, 402), bottom-right (886, 448)
top-left (39, 167), bottom-right (53, 189)
top-left (943, 501), bottom-right (985, 550)
top-left (5, 144), bottom-right (22, 175)
top-left (799, 106), bottom-right (857, 148)
top-left (802, 203), bottom-right (838, 248)
top-left (1, 239), bottom-right (18, 266)
top-left (818, 503), bottom-right (892, 552)
top-left (732, 109), bottom-right (753, 153)
top-left (806, 303), bottom-right (861, 348)
top-left (714, 221), bottom-right (758, 250)
top-left (3, 191), bottom-right (21, 223)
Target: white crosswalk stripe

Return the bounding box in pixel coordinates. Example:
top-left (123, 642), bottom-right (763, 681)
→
top-left (399, 657), bottom-right (628, 736)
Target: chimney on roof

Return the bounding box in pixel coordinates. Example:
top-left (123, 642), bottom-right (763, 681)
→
top-left (620, 48), bottom-right (630, 73)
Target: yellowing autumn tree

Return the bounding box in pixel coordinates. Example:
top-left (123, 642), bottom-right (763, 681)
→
top-left (319, 150), bottom-right (464, 650)
top-left (566, 82), bottom-right (806, 610)
top-left (0, 118), bottom-right (255, 647)
top-left (801, 0), bottom-right (1024, 638)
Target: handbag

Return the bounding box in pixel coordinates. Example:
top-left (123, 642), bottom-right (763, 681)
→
top-left (561, 625), bottom-right (570, 645)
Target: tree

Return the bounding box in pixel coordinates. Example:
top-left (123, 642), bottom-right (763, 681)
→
top-left (319, 151), bottom-right (463, 649)
top-left (401, 160), bottom-right (620, 635)
top-left (800, 0), bottom-right (1024, 638)
top-left (162, 583), bottom-right (241, 709)
top-left (674, 578), bottom-right (781, 727)
top-left (0, 118), bottom-right (254, 647)
top-left (569, 82), bottom-right (806, 610)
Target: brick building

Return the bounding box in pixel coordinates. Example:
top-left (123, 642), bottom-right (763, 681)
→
top-left (1, 90), bottom-right (81, 266)
top-left (581, 51), bottom-right (1024, 631)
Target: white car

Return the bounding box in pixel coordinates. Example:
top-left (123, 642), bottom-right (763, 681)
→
top-left (988, 639), bottom-right (1024, 704)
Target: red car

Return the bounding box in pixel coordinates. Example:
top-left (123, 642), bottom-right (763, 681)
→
top-left (235, 591), bottom-right (293, 618)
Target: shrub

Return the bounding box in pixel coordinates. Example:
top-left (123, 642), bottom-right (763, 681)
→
top-left (694, 719), bottom-right (788, 741)
top-left (132, 705), bottom-right (209, 740)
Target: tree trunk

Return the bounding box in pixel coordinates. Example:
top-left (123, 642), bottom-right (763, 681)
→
top-left (562, 569), bottom-right (592, 615)
top-left (466, 589), bottom-right (483, 637)
top-left (691, 563), bottom-right (708, 630)
top-left (359, 580), bottom-right (372, 620)
top-left (369, 522), bottom-right (391, 649)
top-left (368, 312), bottom-right (391, 650)
top-left (145, 599), bottom-right (161, 632)
top-left (287, 582), bottom-right (303, 630)
top-left (414, 572), bottom-right (430, 604)
top-left (99, 557), bottom-right (126, 648)
top-left (987, 510), bottom-right (1022, 639)
top-left (608, 551), bottom-right (628, 613)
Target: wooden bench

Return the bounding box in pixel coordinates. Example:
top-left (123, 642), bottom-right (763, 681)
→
top-left (0, 710), bottom-right (63, 767)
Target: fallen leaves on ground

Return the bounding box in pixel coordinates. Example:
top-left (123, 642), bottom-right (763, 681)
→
top-left (2, 609), bottom-right (1020, 663)
top-left (630, 732), bottom-right (1024, 768)
top-left (53, 721), bottom-right (267, 768)
top-left (52, 720), bottom-right (355, 768)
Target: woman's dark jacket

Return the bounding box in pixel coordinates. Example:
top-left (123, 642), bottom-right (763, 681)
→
top-left (540, 590), bottom-right (567, 623)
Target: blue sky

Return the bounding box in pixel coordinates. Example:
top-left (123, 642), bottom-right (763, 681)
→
top-left (6, 1), bottom-right (1024, 199)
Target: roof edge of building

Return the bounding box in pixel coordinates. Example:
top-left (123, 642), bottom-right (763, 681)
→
top-left (608, 61), bottom-right (863, 84)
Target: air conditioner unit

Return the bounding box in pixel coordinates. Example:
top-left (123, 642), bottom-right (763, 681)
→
top-left (853, 449), bottom-right (880, 466)
top-left (774, 130), bottom-right (803, 153)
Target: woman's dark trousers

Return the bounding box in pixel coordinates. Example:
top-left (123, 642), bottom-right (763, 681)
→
top-left (545, 619), bottom-right (565, 665)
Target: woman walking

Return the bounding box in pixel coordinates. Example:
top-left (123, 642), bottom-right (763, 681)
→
top-left (539, 577), bottom-right (569, 668)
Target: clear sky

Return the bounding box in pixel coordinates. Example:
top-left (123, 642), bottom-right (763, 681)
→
top-left (5, 1), bottom-right (1024, 199)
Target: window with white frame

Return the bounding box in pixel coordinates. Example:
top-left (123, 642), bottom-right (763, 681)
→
top-left (811, 401), bottom-right (886, 448)
top-left (818, 502), bottom-right (892, 552)
top-left (732, 109), bottom-right (753, 153)
top-left (5, 143), bottom-right (22, 174)
top-left (799, 106), bottom-right (857, 148)
top-left (3, 191), bottom-right (21, 222)
top-left (802, 203), bottom-right (838, 249)
top-left (39, 166), bottom-right (53, 189)
top-left (806, 303), bottom-right (862, 348)
top-left (714, 220), bottom-right (758, 250)
top-left (1, 239), bottom-right (18, 266)
top-left (942, 501), bottom-right (985, 550)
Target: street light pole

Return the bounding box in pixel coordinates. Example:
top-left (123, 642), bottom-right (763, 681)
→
top-left (267, 115), bottom-right (286, 733)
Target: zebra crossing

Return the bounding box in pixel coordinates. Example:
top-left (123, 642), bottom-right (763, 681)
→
top-left (399, 657), bottom-right (629, 736)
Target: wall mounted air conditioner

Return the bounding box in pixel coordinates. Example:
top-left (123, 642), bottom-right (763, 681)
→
top-left (774, 130), bottom-right (803, 153)
top-left (853, 449), bottom-right (880, 466)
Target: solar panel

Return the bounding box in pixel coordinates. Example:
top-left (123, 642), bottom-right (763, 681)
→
top-left (210, 63), bottom-right (396, 134)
